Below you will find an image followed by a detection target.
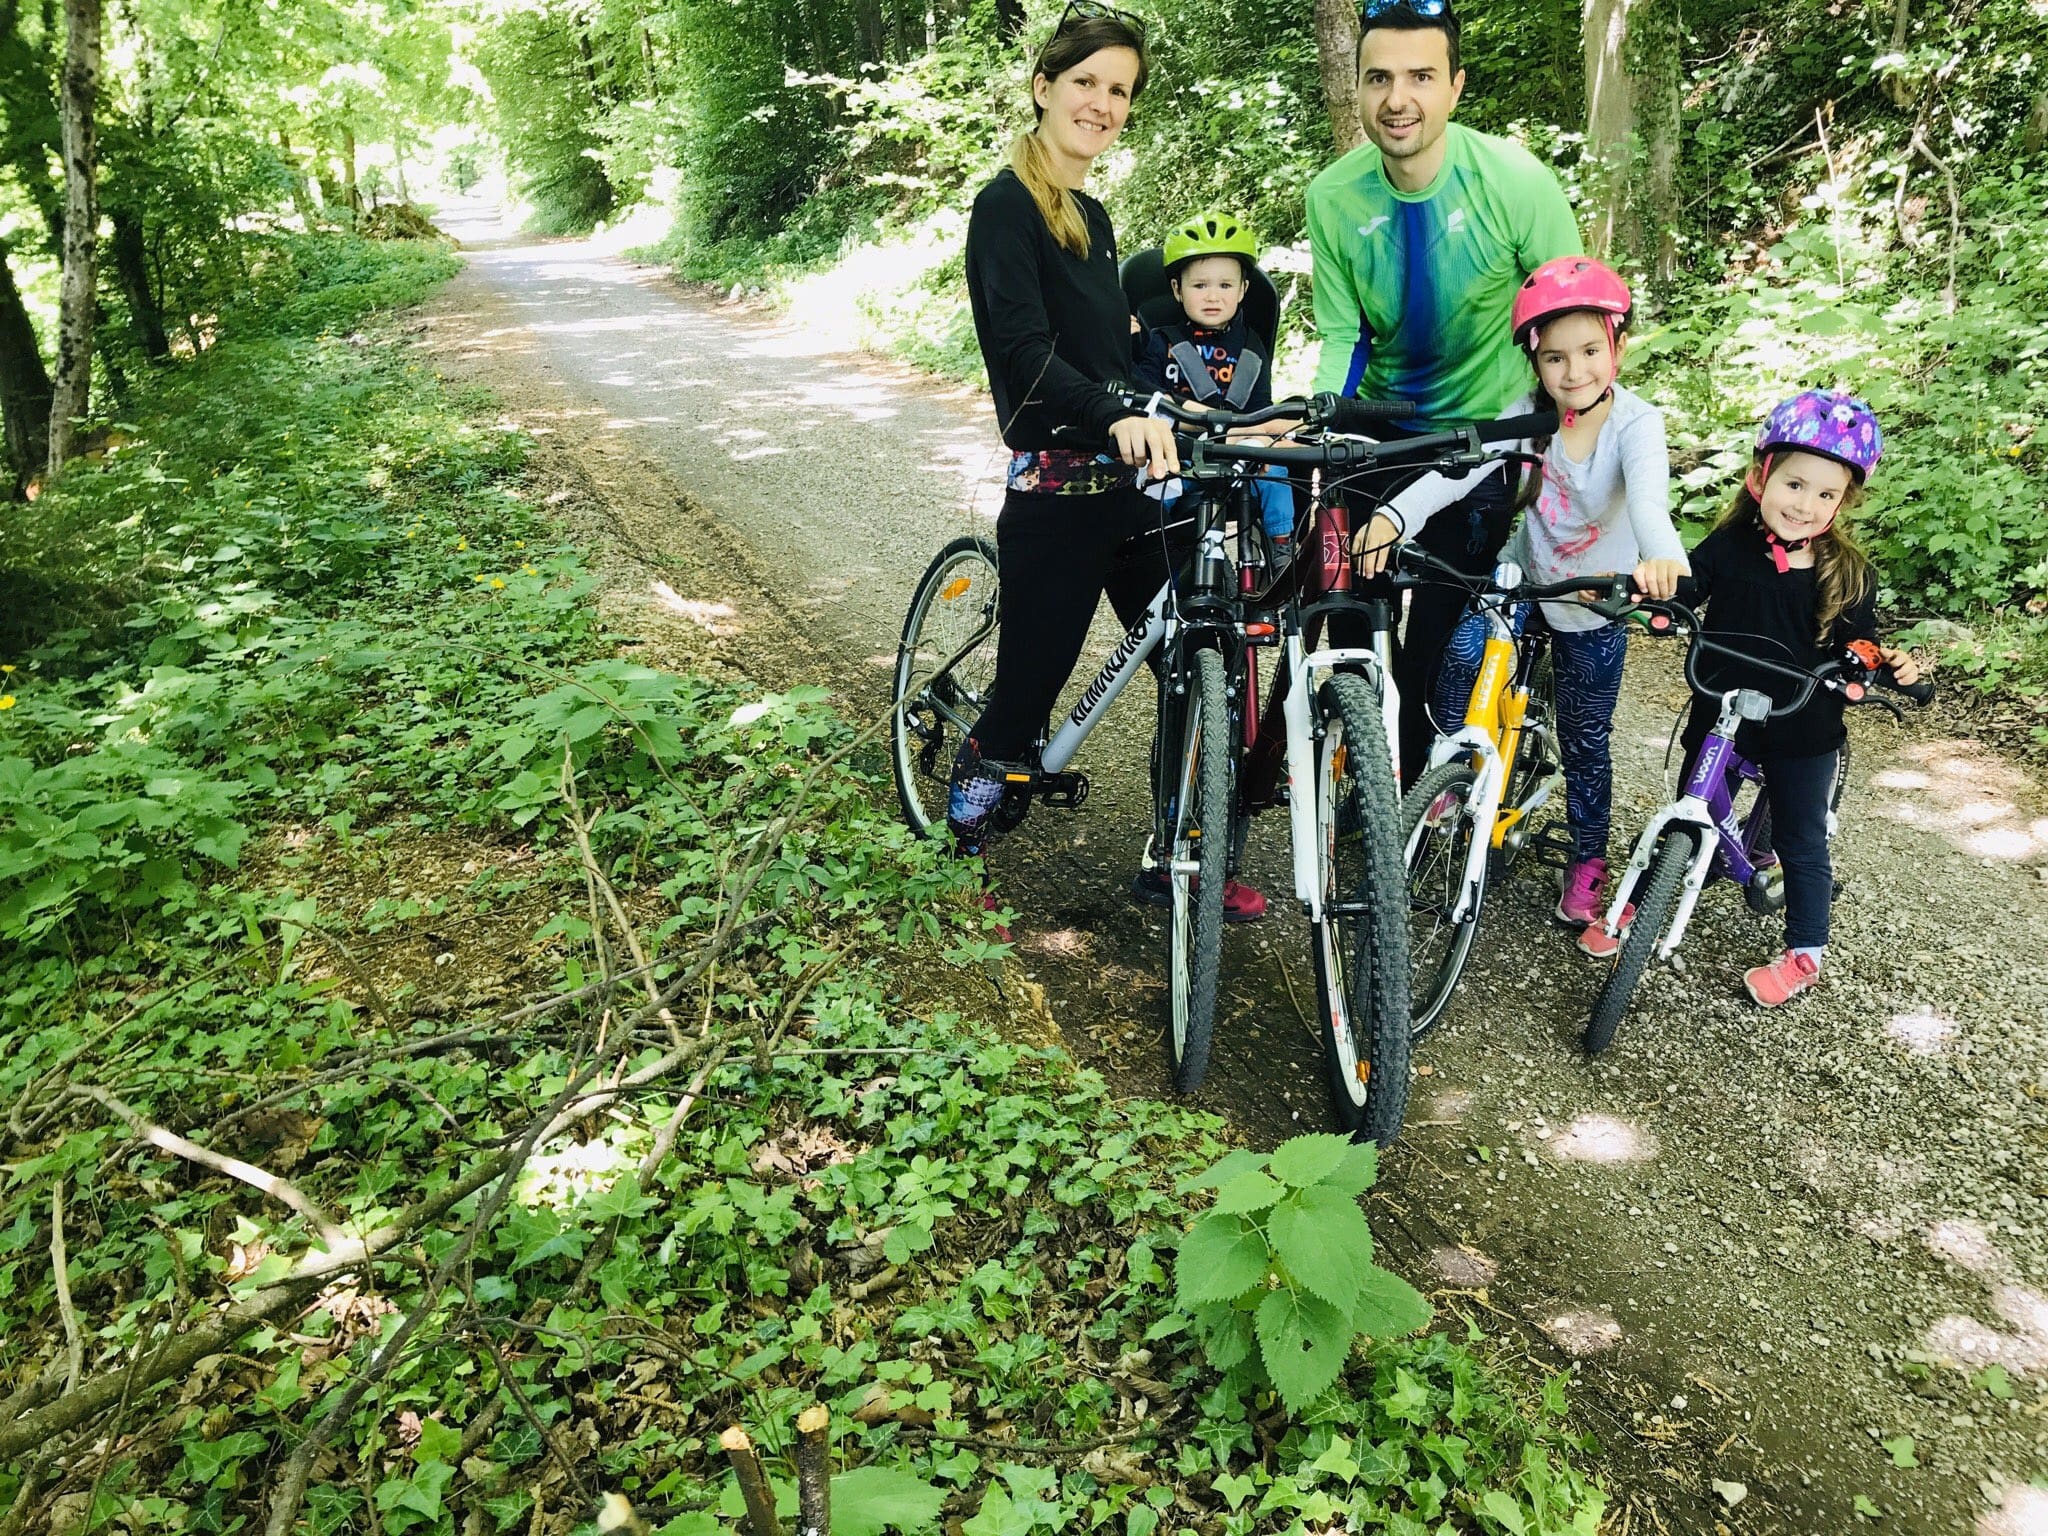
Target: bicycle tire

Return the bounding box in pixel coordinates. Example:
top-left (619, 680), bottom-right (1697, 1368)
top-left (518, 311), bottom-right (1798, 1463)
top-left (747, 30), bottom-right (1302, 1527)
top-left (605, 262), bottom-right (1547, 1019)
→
top-left (1491, 651), bottom-right (1556, 882)
top-left (1583, 829), bottom-right (1694, 1055)
top-left (1399, 760), bottom-right (1485, 1038)
top-left (1163, 647), bottom-right (1230, 1093)
top-left (1309, 671), bottom-right (1414, 1146)
top-left (891, 536), bottom-right (1001, 838)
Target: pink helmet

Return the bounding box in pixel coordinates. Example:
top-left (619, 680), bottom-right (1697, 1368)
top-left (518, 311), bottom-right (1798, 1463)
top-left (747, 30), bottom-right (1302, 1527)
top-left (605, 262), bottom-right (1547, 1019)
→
top-left (1755, 389), bottom-right (1883, 483)
top-left (1511, 256), bottom-right (1633, 351)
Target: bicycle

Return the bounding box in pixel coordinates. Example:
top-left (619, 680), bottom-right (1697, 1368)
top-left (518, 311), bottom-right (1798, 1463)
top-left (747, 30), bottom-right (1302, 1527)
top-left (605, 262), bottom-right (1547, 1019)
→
top-left (1580, 609), bottom-right (1934, 1053)
top-left (891, 390), bottom-right (1549, 1141)
top-left (1395, 559), bottom-right (1634, 1035)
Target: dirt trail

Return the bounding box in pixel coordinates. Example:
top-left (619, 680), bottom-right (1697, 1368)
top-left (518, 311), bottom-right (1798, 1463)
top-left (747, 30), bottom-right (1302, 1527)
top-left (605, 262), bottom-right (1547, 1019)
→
top-left (415, 205), bottom-right (2048, 1536)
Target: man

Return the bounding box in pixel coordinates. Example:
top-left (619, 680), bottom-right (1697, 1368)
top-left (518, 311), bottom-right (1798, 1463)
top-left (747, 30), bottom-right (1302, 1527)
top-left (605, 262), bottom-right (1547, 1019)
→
top-left (1306, 0), bottom-right (1582, 779)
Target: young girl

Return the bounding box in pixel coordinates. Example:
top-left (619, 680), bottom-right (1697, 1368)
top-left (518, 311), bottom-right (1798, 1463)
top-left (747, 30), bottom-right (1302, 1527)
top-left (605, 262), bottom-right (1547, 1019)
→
top-left (1613, 390), bottom-right (1920, 1005)
top-left (1354, 255), bottom-right (1688, 932)
top-left (951, 6), bottom-right (1266, 922)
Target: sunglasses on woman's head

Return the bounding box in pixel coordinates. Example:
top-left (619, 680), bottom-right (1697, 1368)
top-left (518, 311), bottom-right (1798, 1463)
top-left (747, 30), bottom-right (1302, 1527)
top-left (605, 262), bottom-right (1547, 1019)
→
top-left (1359, 0), bottom-right (1453, 18)
top-left (1056, 0), bottom-right (1147, 40)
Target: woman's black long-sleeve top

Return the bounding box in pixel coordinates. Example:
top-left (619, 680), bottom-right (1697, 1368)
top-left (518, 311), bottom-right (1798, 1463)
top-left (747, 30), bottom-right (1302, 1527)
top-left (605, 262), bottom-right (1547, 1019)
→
top-left (965, 168), bottom-right (1137, 452)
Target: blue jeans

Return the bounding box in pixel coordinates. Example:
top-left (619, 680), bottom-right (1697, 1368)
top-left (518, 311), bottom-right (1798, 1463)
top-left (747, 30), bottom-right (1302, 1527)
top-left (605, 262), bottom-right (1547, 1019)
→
top-left (1161, 467), bottom-right (1295, 540)
top-left (1432, 603), bottom-right (1628, 862)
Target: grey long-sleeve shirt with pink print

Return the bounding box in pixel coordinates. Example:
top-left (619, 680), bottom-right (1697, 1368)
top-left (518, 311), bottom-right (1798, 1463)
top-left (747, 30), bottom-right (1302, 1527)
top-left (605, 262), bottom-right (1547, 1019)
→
top-left (1385, 382), bottom-right (1685, 632)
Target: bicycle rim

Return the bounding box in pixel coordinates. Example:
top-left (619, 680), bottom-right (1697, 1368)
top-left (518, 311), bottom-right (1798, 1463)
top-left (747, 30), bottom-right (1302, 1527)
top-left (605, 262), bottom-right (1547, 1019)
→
top-left (1400, 760), bottom-right (1484, 1037)
top-left (891, 537), bottom-right (1000, 837)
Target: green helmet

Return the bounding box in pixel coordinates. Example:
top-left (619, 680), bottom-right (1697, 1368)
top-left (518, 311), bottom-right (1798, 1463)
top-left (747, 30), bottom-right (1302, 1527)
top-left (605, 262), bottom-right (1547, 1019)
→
top-left (1163, 210), bottom-right (1259, 273)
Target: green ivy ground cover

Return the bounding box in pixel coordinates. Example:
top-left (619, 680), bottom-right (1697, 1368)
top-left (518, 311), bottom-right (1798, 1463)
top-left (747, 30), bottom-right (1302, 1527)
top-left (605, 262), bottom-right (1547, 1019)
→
top-left (0, 236), bottom-right (1602, 1535)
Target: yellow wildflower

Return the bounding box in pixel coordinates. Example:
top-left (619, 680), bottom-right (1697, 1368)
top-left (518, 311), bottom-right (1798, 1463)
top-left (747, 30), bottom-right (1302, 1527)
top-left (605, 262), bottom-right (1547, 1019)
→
top-left (522, 565), bottom-right (537, 576)
top-left (473, 574), bottom-right (488, 583)
top-left (456, 538), bottom-right (468, 552)
top-left (0, 664), bottom-right (13, 673)
top-left (490, 577), bottom-right (506, 590)
top-left (0, 696), bottom-right (15, 710)
top-left (514, 540), bottom-right (526, 549)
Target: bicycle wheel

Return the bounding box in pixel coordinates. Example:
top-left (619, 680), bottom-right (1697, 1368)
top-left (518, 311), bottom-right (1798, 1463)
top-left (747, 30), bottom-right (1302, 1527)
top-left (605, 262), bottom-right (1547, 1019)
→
top-left (1491, 652), bottom-right (1556, 881)
top-left (1399, 760), bottom-right (1485, 1038)
top-left (1583, 829), bottom-right (1694, 1055)
top-left (1163, 647), bottom-right (1230, 1093)
top-left (891, 536), bottom-right (1001, 837)
top-left (1309, 671), bottom-right (1413, 1146)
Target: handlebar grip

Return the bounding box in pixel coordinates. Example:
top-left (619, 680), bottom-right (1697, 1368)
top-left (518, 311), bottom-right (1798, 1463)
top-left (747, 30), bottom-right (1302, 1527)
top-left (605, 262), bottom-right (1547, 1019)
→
top-left (1879, 666), bottom-right (1935, 706)
top-left (1316, 394), bottom-right (1418, 433)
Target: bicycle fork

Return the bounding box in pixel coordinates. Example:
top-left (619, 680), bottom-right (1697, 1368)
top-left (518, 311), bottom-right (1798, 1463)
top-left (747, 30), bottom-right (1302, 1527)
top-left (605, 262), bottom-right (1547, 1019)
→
top-left (1601, 799), bottom-right (1722, 961)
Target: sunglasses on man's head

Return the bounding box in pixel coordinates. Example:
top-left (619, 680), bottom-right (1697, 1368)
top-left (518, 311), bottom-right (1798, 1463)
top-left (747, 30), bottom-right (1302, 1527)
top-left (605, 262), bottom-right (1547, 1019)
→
top-left (1056, 0), bottom-right (1147, 41)
top-left (1359, 0), bottom-right (1454, 19)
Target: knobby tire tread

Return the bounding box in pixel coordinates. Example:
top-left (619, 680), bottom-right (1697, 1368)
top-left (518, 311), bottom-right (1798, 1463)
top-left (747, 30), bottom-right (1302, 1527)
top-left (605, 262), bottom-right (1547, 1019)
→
top-left (1584, 831), bottom-right (1693, 1055)
top-left (1312, 672), bottom-right (1413, 1147)
top-left (1166, 648), bottom-right (1230, 1094)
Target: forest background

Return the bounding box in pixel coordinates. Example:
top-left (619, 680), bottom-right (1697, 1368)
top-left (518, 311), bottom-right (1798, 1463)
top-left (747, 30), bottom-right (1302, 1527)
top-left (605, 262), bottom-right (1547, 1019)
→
top-left (0, 0), bottom-right (2044, 1530)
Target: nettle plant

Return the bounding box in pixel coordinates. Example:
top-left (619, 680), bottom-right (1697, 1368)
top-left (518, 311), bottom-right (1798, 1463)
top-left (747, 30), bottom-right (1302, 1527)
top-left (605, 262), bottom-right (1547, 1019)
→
top-left (1172, 1134), bottom-right (1431, 1416)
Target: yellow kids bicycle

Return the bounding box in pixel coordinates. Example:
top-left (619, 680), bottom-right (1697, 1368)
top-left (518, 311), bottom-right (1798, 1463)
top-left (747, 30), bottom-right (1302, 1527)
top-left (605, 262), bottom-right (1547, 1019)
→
top-left (1396, 559), bottom-right (1640, 1033)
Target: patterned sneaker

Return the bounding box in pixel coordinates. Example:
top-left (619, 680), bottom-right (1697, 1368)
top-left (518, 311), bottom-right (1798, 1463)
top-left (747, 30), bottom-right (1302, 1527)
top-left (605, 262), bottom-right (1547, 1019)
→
top-left (1554, 856), bottom-right (1608, 927)
top-left (1577, 904), bottom-right (1636, 958)
top-left (1130, 868), bottom-right (1269, 923)
top-left (1744, 949), bottom-right (1820, 1007)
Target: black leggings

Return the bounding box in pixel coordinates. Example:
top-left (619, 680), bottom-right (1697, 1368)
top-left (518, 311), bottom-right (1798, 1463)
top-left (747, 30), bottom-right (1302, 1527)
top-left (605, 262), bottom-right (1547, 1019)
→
top-left (965, 486), bottom-right (1182, 763)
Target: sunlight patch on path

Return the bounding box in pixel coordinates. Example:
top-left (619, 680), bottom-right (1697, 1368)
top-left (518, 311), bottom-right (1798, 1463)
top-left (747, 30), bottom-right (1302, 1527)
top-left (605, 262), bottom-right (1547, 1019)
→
top-left (1540, 1308), bottom-right (1624, 1356)
top-left (1871, 740), bottom-right (2048, 865)
top-left (1887, 1005), bottom-right (1961, 1054)
top-left (1979, 1483), bottom-right (2048, 1536)
top-left (1548, 1113), bottom-right (1659, 1165)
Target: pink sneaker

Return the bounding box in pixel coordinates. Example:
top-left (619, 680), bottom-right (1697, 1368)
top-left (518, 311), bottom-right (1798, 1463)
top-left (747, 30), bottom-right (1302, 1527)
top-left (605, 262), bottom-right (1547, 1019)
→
top-left (1744, 950), bottom-right (1820, 1007)
top-left (1131, 868), bottom-right (1269, 923)
top-left (1555, 857), bottom-right (1608, 927)
top-left (1577, 904), bottom-right (1636, 958)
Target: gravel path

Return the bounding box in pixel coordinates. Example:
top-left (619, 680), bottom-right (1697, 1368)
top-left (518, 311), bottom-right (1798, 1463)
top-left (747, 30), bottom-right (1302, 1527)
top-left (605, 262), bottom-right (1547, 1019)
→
top-left (418, 205), bottom-right (2048, 1536)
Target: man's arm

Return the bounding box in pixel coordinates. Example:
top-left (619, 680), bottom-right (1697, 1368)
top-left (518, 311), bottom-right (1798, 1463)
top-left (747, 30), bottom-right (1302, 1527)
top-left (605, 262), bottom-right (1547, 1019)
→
top-left (1308, 190), bottom-right (1366, 396)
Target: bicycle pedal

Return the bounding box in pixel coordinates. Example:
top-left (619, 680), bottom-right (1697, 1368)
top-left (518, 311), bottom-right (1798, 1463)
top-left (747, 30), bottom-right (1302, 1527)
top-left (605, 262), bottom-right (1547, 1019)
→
top-left (1039, 772), bottom-right (1089, 809)
top-left (1526, 825), bottom-right (1577, 868)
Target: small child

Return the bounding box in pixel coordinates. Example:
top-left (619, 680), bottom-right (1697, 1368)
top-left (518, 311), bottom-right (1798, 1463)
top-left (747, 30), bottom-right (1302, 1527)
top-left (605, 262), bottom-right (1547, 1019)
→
top-left (1354, 255), bottom-right (1687, 931)
top-left (1626, 390), bottom-right (1920, 1005)
top-left (1133, 209), bottom-right (1296, 551)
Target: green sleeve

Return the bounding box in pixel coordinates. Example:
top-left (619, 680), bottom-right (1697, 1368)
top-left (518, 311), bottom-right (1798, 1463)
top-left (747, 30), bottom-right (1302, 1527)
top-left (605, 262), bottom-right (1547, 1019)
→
top-left (1307, 185), bottom-right (1362, 396)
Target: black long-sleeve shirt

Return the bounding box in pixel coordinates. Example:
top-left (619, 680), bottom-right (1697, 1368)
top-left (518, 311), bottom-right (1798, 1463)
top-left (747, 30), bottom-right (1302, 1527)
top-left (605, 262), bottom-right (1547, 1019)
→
top-left (965, 169), bottom-right (1136, 452)
top-left (1675, 517), bottom-right (1879, 760)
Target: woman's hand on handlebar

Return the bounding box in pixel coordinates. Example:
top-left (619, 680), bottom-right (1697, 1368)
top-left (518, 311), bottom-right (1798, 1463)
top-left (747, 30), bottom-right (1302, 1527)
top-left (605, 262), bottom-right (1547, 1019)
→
top-left (1349, 513), bottom-right (1402, 579)
top-left (1109, 414), bottom-right (1180, 480)
top-left (1878, 645), bottom-right (1921, 687)
top-left (1631, 557), bottom-right (1687, 602)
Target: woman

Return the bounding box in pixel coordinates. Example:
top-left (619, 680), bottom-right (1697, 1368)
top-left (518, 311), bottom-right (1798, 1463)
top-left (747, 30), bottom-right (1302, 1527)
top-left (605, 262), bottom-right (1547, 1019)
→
top-left (952, 2), bottom-right (1265, 921)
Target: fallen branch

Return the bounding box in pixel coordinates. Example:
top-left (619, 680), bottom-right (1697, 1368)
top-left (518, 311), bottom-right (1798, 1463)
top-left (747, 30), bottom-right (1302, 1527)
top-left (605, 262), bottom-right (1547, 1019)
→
top-left (795, 1404), bottom-right (831, 1536)
top-left (51, 1176), bottom-right (83, 1395)
top-left (70, 1086), bottom-right (348, 1250)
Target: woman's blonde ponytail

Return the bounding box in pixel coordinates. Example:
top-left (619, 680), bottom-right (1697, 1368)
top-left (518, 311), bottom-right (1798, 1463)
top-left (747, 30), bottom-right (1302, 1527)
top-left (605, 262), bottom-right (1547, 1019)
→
top-left (1009, 130), bottom-right (1091, 259)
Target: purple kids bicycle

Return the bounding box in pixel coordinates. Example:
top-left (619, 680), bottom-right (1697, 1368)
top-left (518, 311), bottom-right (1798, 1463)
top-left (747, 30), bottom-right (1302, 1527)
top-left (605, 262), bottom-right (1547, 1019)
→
top-left (1581, 603), bottom-right (1932, 1054)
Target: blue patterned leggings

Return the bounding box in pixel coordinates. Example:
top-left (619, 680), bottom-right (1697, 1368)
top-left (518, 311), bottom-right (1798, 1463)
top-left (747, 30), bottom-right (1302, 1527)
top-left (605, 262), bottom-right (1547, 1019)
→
top-left (1432, 603), bottom-right (1629, 862)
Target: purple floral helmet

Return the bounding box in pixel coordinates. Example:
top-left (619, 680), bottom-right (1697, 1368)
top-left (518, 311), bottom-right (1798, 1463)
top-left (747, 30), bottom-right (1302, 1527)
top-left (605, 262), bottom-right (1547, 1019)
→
top-left (1755, 389), bottom-right (1883, 483)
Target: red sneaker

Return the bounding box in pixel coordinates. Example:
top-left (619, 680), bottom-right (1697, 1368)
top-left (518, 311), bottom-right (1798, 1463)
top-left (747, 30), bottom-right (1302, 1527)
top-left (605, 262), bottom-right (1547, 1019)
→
top-left (1555, 856), bottom-right (1608, 927)
top-left (1577, 905), bottom-right (1635, 958)
top-left (1744, 949), bottom-right (1820, 1007)
top-left (1130, 868), bottom-right (1269, 923)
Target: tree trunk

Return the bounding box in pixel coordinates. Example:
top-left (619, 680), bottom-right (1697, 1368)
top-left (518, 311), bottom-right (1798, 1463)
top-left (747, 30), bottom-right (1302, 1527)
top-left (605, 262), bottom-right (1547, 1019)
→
top-left (48, 0), bottom-right (100, 474)
top-left (1313, 0), bottom-right (1366, 153)
top-left (993, 0), bottom-right (1024, 40)
top-left (0, 236), bottom-right (53, 496)
top-left (1581, 0), bottom-right (1634, 262)
top-left (2024, 89), bottom-right (2048, 154)
top-left (853, 0), bottom-right (884, 65)
top-left (341, 123), bottom-right (360, 222)
top-left (1882, 0), bottom-right (1915, 108)
top-left (110, 206), bottom-right (167, 359)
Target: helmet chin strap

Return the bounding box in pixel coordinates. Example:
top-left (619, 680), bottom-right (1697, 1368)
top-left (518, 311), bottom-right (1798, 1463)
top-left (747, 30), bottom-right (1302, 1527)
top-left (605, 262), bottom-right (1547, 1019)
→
top-left (1551, 314), bottom-right (1619, 429)
top-left (1746, 453), bottom-right (1837, 572)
